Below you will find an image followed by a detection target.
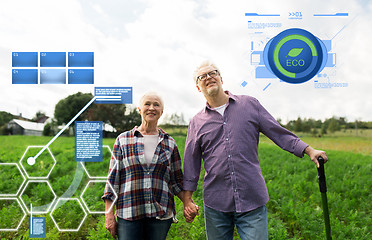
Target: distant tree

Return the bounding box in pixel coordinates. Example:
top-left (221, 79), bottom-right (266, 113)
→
top-left (294, 117), bottom-right (303, 132)
top-left (54, 92), bottom-right (94, 125)
top-left (285, 120), bottom-right (296, 131)
top-left (311, 128), bottom-right (319, 137)
top-left (87, 105), bottom-right (141, 132)
top-left (43, 122), bottom-right (53, 136)
top-left (120, 108), bottom-right (142, 131)
top-left (53, 92), bottom-right (141, 134)
top-left (302, 118), bottom-right (312, 133)
top-left (43, 119), bottom-right (58, 136)
top-left (0, 111), bottom-right (14, 127)
top-left (87, 104), bottom-right (126, 129)
top-left (327, 118), bottom-right (341, 133)
top-left (32, 111), bottom-right (46, 122)
top-left (321, 124), bottom-right (327, 135)
top-left (314, 119), bottom-right (323, 129)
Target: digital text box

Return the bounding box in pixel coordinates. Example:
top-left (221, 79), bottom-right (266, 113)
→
top-left (68, 52), bottom-right (94, 67)
top-left (75, 121), bottom-right (103, 162)
top-left (68, 69), bottom-right (94, 84)
top-left (94, 87), bottom-right (133, 104)
top-left (12, 69), bottom-right (38, 84)
top-left (40, 52), bottom-right (66, 67)
top-left (12, 52), bottom-right (38, 67)
top-left (29, 217), bottom-right (46, 238)
top-left (40, 69), bottom-right (66, 84)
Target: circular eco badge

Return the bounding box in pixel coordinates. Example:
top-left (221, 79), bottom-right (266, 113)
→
top-left (264, 28), bottom-right (327, 84)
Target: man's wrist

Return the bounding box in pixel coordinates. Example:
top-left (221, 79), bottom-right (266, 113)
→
top-left (304, 146), bottom-right (313, 155)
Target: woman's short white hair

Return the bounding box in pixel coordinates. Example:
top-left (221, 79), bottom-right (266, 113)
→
top-left (193, 60), bottom-right (221, 84)
top-left (139, 91), bottom-right (164, 109)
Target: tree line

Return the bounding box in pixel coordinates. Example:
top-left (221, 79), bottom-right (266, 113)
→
top-left (280, 116), bottom-right (372, 137)
top-left (1, 92), bottom-right (371, 137)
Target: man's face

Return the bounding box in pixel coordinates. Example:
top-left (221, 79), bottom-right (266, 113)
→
top-left (196, 66), bottom-right (223, 97)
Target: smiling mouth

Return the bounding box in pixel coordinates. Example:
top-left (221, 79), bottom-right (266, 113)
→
top-left (206, 81), bottom-right (216, 87)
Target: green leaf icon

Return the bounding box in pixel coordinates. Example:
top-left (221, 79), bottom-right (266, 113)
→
top-left (286, 48), bottom-right (303, 57)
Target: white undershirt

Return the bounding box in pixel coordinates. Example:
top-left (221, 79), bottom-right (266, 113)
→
top-left (143, 134), bottom-right (174, 221)
top-left (213, 103), bottom-right (227, 116)
top-left (143, 134), bottom-right (158, 165)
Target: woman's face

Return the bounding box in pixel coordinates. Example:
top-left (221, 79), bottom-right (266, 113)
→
top-left (138, 95), bottom-right (163, 123)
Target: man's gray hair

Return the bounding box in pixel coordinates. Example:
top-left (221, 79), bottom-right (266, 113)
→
top-left (193, 60), bottom-right (221, 84)
top-left (139, 91), bottom-right (164, 109)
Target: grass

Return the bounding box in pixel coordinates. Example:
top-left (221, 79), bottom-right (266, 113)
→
top-left (0, 133), bottom-right (371, 239)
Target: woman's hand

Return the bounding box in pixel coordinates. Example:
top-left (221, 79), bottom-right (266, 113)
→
top-left (184, 199), bottom-right (199, 223)
top-left (105, 213), bottom-right (117, 238)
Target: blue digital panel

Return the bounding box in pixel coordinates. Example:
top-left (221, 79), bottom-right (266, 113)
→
top-left (68, 69), bottom-right (94, 84)
top-left (40, 69), bottom-right (66, 84)
top-left (68, 52), bottom-right (94, 67)
top-left (29, 217), bottom-right (46, 238)
top-left (95, 87), bottom-right (133, 104)
top-left (12, 52), bottom-right (38, 67)
top-left (75, 121), bottom-right (103, 162)
top-left (255, 66), bottom-right (276, 78)
top-left (40, 52), bottom-right (66, 67)
top-left (12, 69), bottom-right (38, 84)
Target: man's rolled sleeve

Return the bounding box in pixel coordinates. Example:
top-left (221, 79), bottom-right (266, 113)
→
top-left (183, 121), bottom-right (202, 192)
top-left (101, 137), bottom-right (122, 201)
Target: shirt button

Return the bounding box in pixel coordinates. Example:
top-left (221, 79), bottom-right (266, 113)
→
top-left (234, 189), bottom-right (237, 192)
top-left (228, 155), bottom-right (231, 158)
top-left (226, 138), bottom-right (229, 141)
top-left (231, 172), bottom-right (234, 175)
top-left (223, 122), bottom-right (226, 125)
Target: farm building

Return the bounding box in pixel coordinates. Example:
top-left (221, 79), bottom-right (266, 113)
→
top-left (7, 119), bottom-right (45, 136)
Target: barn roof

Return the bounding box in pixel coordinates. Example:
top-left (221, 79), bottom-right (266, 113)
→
top-left (10, 119), bottom-right (45, 131)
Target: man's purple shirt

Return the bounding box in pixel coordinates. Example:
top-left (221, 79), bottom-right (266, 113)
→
top-left (183, 91), bottom-right (308, 213)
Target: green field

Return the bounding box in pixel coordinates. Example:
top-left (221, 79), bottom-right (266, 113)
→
top-left (0, 134), bottom-right (371, 239)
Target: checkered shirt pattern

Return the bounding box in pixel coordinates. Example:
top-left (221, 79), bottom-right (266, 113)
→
top-left (102, 127), bottom-right (183, 221)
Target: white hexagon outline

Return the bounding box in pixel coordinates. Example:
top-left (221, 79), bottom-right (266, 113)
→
top-left (50, 198), bottom-right (87, 232)
top-left (19, 180), bottom-right (57, 214)
top-left (80, 145), bottom-right (115, 179)
top-left (0, 163), bottom-right (26, 197)
top-left (0, 197), bottom-right (27, 231)
top-left (80, 180), bottom-right (117, 214)
top-left (19, 146), bottom-right (57, 179)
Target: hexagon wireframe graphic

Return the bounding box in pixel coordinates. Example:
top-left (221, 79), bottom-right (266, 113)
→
top-left (80, 180), bottom-right (117, 214)
top-left (19, 146), bottom-right (57, 179)
top-left (50, 198), bottom-right (87, 232)
top-left (19, 180), bottom-right (57, 214)
top-left (80, 145), bottom-right (116, 179)
top-left (0, 198), bottom-right (27, 231)
top-left (0, 163), bottom-right (26, 196)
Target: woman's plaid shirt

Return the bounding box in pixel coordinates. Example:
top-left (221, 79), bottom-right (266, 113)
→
top-left (102, 127), bottom-right (183, 221)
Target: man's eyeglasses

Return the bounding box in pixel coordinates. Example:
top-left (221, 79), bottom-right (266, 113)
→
top-left (197, 70), bottom-right (219, 82)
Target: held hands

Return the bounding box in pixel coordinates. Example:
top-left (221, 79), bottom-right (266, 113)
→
top-left (183, 199), bottom-right (199, 223)
top-left (105, 213), bottom-right (117, 239)
top-left (304, 146), bottom-right (328, 168)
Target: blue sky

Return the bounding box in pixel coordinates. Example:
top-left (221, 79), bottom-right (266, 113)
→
top-left (1, 0), bottom-right (371, 123)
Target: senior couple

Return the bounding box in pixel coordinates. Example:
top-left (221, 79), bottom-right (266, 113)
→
top-left (102, 61), bottom-right (328, 240)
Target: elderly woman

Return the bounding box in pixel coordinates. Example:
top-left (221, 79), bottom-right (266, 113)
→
top-left (102, 92), bottom-right (198, 240)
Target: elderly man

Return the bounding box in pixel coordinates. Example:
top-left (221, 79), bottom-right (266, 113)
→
top-left (182, 61), bottom-right (328, 240)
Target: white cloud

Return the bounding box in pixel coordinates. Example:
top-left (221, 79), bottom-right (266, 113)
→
top-left (0, 0), bottom-right (371, 123)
